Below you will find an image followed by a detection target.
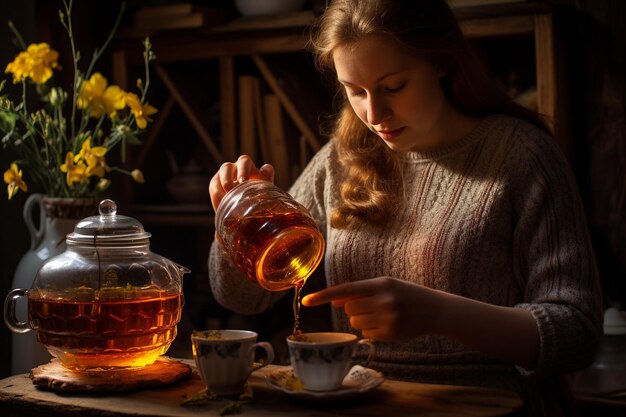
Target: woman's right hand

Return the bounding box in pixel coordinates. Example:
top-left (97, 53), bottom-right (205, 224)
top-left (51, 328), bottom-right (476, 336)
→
top-left (209, 155), bottom-right (275, 211)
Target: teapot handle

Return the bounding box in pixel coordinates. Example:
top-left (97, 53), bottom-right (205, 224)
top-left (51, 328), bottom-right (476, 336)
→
top-left (4, 289), bottom-right (32, 334)
top-left (22, 193), bottom-right (46, 250)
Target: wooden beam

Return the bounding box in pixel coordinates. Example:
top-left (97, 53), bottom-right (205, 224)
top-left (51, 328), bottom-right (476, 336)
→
top-left (219, 56), bottom-right (237, 161)
top-left (155, 64), bottom-right (223, 162)
top-left (111, 50), bottom-right (128, 90)
top-left (134, 96), bottom-right (174, 168)
top-left (251, 54), bottom-right (321, 152)
top-left (534, 14), bottom-right (556, 133)
top-left (460, 15), bottom-right (534, 38)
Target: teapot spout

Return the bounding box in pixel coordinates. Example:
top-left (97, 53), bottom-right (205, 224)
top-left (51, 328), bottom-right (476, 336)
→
top-left (175, 262), bottom-right (191, 276)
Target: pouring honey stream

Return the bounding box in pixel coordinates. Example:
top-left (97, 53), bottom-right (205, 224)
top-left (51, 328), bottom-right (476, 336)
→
top-left (214, 180), bottom-right (325, 338)
top-left (292, 281), bottom-right (304, 337)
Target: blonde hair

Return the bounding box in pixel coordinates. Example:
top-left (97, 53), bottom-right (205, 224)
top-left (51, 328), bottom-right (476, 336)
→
top-left (310, 0), bottom-right (548, 229)
top-left (330, 106), bottom-right (402, 228)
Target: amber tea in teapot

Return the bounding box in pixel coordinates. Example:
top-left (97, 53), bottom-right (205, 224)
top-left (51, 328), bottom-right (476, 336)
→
top-left (4, 200), bottom-right (189, 371)
top-left (216, 180), bottom-right (325, 292)
top-left (28, 289), bottom-right (183, 370)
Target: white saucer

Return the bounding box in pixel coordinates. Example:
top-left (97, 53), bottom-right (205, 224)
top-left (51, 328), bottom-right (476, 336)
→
top-left (265, 365), bottom-right (384, 400)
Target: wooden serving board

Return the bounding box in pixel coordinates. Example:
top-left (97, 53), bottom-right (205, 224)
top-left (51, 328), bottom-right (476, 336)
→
top-left (30, 356), bottom-right (192, 392)
top-left (0, 362), bottom-right (523, 417)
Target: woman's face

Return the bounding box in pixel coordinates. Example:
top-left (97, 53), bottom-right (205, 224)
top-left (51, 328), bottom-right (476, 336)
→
top-left (333, 35), bottom-right (450, 152)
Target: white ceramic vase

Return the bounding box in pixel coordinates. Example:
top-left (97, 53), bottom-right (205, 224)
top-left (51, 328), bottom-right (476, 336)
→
top-left (9, 194), bottom-right (96, 374)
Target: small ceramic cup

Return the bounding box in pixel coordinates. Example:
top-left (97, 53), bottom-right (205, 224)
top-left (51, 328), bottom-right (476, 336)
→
top-left (191, 330), bottom-right (274, 395)
top-left (286, 332), bottom-right (376, 391)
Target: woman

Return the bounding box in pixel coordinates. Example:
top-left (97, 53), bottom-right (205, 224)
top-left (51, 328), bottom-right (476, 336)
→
top-left (208, 0), bottom-right (602, 414)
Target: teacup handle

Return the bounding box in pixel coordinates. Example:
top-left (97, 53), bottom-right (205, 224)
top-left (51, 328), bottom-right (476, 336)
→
top-left (4, 288), bottom-right (32, 334)
top-left (247, 341), bottom-right (275, 376)
top-left (355, 338), bottom-right (376, 367)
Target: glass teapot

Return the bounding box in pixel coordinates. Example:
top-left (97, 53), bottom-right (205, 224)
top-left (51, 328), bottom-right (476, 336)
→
top-left (4, 199), bottom-right (189, 371)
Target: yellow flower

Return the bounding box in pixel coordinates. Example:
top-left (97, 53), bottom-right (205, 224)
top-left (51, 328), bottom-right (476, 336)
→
top-left (125, 92), bottom-right (157, 129)
top-left (60, 152), bottom-right (88, 185)
top-left (3, 162), bottom-right (28, 199)
top-left (96, 178), bottom-right (111, 192)
top-left (74, 137), bottom-right (110, 178)
top-left (5, 43), bottom-right (59, 85)
top-left (77, 73), bottom-right (125, 118)
top-left (131, 169), bottom-right (145, 184)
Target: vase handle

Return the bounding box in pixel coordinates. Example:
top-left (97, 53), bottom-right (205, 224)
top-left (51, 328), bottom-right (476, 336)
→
top-left (23, 193), bottom-right (45, 250)
top-left (4, 289), bottom-right (31, 333)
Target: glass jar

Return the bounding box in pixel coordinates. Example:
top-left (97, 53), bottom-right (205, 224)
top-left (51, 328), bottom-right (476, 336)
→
top-left (4, 199), bottom-right (189, 371)
top-left (215, 180), bottom-right (325, 291)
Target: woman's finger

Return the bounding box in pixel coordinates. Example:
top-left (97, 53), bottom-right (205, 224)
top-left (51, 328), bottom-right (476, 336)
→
top-left (349, 312), bottom-right (378, 331)
top-left (235, 155), bottom-right (257, 182)
top-left (343, 296), bottom-right (377, 316)
top-left (302, 280), bottom-right (380, 306)
top-left (218, 162), bottom-right (239, 192)
top-left (259, 163), bottom-right (275, 183)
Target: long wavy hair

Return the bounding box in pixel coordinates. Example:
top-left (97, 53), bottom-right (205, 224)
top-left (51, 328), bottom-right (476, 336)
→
top-left (310, 0), bottom-right (549, 229)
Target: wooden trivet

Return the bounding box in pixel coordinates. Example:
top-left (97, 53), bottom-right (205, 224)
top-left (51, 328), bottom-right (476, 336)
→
top-left (30, 356), bottom-right (192, 392)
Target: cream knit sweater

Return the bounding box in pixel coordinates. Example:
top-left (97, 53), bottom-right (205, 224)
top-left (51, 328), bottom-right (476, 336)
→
top-left (209, 115), bottom-right (603, 395)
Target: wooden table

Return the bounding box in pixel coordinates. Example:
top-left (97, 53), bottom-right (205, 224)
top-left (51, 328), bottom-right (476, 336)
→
top-left (0, 362), bottom-right (522, 417)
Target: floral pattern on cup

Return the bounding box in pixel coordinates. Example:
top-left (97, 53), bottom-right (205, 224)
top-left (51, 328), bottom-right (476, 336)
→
top-left (193, 330), bottom-right (224, 339)
top-left (193, 330), bottom-right (244, 359)
top-left (197, 343), bottom-right (242, 359)
top-left (288, 345), bottom-right (351, 364)
top-left (286, 332), bottom-right (376, 392)
top-left (191, 329), bottom-right (274, 396)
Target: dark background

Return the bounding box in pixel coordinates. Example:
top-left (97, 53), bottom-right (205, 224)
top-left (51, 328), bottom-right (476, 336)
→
top-left (1, 0), bottom-right (625, 379)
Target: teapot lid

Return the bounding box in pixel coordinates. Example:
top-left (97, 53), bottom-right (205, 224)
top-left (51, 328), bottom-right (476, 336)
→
top-left (67, 199), bottom-right (151, 245)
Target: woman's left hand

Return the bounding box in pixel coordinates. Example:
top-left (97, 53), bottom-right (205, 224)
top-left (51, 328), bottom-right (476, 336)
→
top-left (301, 277), bottom-right (446, 341)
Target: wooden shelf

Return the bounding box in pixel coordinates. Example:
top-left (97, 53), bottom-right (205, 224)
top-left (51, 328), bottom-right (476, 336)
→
top-left (111, 1), bottom-right (568, 220)
top-left (113, 12), bottom-right (315, 65)
top-left (130, 204), bottom-right (214, 227)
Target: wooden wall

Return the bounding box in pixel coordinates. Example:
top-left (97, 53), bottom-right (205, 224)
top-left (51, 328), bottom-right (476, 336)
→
top-left (551, 0), bottom-right (626, 307)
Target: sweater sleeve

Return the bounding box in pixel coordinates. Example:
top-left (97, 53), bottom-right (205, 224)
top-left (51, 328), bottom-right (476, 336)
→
top-left (208, 239), bottom-right (285, 315)
top-left (208, 142), bottom-right (334, 315)
top-left (510, 122), bottom-right (603, 377)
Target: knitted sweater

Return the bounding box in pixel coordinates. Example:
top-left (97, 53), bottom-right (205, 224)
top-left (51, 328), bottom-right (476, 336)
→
top-left (209, 115), bottom-right (602, 395)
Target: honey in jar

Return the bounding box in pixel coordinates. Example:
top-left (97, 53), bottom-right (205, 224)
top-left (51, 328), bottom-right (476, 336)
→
top-left (215, 180), bottom-right (325, 292)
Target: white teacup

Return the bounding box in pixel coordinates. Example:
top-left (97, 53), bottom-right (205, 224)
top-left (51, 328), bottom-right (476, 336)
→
top-left (191, 329), bottom-right (274, 395)
top-left (287, 332), bottom-right (376, 391)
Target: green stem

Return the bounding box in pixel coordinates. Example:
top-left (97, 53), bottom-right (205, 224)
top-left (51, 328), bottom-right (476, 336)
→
top-left (60, 0), bottom-right (79, 142)
top-left (85, 2), bottom-right (127, 79)
top-left (76, 112), bottom-right (89, 142)
top-left (20, 81), bottom-right (27, 115)
top-left (92, 114), bottom-right (106, 143)
top-left (141, 38), bottom-right (152, 101)
top-left (55, 102), bottom-right (68, 144)
top-left (7, 21), bottom-right (27, 50)
top-left (77, 107), bottom-right (91, 141)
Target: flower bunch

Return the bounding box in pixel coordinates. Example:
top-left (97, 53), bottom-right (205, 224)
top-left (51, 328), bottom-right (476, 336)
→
top-left (1, 0), bottom-right (155, 200)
